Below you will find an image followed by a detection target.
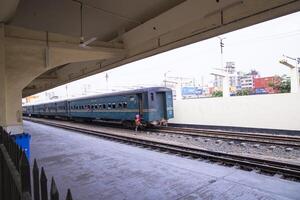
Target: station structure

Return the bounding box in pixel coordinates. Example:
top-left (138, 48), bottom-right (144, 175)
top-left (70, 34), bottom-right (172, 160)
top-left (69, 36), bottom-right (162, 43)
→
top-left (1, 0), bottom-right (300, 134)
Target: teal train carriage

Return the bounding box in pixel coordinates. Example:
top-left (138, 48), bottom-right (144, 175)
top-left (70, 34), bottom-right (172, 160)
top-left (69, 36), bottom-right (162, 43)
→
top-left (23, 87), bottom-right (174, 127)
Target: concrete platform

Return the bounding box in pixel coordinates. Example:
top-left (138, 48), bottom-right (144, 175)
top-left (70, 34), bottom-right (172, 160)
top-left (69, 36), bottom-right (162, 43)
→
top-left (24, 121), bottom-right (300, 200)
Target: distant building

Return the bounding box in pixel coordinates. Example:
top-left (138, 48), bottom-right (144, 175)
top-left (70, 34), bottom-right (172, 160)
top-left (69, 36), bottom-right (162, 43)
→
top-left (236, 69), bottom-right (260, 91)
top-left (240, 74), bottom-right (254, 90)
top-left (213, 61), bottom-right (236, 90)
top-left (253, 76), bottom-right (281, 94)
top-left (225, 62), bottom-right (237, 87)
top-left (213, 76), bottom-right (223, 88)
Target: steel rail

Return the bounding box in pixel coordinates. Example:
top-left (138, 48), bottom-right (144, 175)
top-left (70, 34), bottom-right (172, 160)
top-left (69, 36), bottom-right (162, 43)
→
top-left (25, 119), bottom-right (300, 180)
top-left (150, 127), bottom-right (300, 148)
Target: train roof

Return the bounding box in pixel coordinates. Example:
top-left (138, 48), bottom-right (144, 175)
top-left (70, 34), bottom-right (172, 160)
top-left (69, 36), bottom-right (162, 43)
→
top-left (71, 87), bottom-right (171, 101)
top-left (24, 87), bottom-right (172, 106)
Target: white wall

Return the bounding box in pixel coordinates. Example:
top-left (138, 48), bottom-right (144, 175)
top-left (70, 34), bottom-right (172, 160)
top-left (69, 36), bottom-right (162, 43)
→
top-left (169, 93), bottom-right (300, 131)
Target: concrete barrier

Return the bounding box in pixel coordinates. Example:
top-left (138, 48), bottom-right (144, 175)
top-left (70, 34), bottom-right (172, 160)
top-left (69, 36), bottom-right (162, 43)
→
top-left (169, 93), bottom-right (300, 132)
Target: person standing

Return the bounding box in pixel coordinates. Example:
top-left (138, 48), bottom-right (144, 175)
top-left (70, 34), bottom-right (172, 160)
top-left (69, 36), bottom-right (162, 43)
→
top-left (135, 114), bottom-right (141, 132)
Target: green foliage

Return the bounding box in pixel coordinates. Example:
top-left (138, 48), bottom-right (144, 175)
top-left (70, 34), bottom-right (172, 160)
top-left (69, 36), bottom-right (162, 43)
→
top-left (236, 89), bottom-right (250, 96)
top-left (279, 79), bottom-right (291, 93)
top-left (212, 90), bottom-right (223, 97)
top-left (268, 76), bottom-right (291, 93)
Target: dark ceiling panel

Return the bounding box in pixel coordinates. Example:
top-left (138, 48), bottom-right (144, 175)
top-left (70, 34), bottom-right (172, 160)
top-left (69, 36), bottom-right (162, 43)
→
top-left (10, 0), bottom-right (185, 41)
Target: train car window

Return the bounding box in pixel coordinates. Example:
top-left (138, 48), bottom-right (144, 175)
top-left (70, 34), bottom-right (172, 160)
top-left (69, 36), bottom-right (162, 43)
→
top-left (112, 103), bottom-right (116, 109)
top-left (108, 103), bottom-right (111, 109)
top-left (129, 96), bottom-right (135, 101)
top-left (123, 102), bottom-right (127, 108)
top-left (151, 93), bottom-right (154, 101)
top-left (103, 104), bottom-right (106, 109)
top-left (91, 105), bottom-right (94, 109)
top-left (95, 105), bottom-right (98, 109)
top-left (118, 103), bottom-right (122, 108)
top-left (99, 104), bottom-right (102, 109)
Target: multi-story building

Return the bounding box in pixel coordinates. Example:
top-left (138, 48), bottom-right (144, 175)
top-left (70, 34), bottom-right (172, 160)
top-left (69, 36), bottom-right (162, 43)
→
top-left (236, 70), bottom-right (260, 91)
top-left (253, 76), bottom-right (281, 93)
top-left (240, 75), bottom-right (254, 90)
top-left (213, 75), bottom-right (223, 88)
top-left (213, 61), bottom-right (237, 90)
top-left (225, 62), bottom-right (237, 87)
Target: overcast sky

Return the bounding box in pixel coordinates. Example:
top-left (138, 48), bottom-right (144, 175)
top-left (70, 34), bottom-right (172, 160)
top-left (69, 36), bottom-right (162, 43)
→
top-left (30, 11), bottom-right (300, 100)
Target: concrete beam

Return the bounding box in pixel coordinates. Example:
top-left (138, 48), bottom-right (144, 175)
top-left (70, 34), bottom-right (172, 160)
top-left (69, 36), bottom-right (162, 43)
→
top-left (122, 0), bottom-right (299, 52)
top-left (3, 25), bottom-right (125, 90)
top-left (5, 31), bottom-right (125, 69)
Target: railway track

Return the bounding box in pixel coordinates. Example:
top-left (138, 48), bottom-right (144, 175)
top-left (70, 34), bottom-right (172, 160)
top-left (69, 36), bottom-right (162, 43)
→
top-left (150, 126), bottom-right (300, 148)
top-left (25, 118), bottom-right (300, 181)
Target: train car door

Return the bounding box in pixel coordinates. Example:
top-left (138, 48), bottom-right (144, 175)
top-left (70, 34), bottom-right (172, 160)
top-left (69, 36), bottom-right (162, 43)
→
top-left (67, 101), bottom-right (70, 117)
top-left (55, 103), bottom-right (57, 114)
top-left (155, 92), bottom-right (167, 119)
top-left (137, 93), bottom-right (143, 116)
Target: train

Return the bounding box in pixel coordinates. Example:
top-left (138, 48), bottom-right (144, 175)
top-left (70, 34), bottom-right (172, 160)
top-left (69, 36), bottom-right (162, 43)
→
top-left (23, 87), bottom-right (174, 127)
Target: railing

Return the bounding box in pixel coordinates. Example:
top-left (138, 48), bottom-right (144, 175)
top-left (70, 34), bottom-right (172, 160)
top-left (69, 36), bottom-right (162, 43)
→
top-left (0, 127), bottom-right (73, 200)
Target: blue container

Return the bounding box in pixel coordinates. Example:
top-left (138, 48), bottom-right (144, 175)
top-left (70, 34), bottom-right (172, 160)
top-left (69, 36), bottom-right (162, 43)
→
top-left (11, 133), bottom-right (31, 159)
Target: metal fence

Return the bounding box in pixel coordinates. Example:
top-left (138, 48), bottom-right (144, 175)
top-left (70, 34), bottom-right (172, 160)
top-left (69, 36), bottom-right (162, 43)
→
top-left (0, 127), bottom-right (73, 200)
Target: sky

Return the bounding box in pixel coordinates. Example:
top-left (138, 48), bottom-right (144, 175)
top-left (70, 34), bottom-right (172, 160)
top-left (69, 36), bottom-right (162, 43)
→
top-left (28, 11), bottom-right (300, 101)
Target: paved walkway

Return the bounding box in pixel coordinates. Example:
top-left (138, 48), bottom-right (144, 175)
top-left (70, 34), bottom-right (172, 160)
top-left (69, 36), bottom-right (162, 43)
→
top-left (24, 120), bottom-right (300, 200)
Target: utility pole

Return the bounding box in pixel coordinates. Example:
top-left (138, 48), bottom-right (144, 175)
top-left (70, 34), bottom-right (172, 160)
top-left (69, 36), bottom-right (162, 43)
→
top-left (65, 84), bottom-right (68, 99)
top-left (105, 73), bottom-right (109, 91)
top-left (164, 71), bottom-right (171, 87)
top-left (218, 37), bottom-right (226, 69)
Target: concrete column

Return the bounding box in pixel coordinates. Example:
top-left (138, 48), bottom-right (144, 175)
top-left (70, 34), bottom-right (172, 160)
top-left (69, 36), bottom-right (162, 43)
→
top-left (0, 24), bottom-right (6, 127)
top-left (0, 24), bottom-right (23, 134)
top-left (222, 75), bottom-right (230, 98)
top-left (290, 66), bottom-right (300, 93)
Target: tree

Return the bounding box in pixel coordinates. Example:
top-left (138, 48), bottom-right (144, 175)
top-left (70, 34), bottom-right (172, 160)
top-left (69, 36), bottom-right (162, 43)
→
top-left (279, 79), bottom-right (291, 93)
top-left (212, 91), bottom-right (223, 97)
top-left (236, 89), bottom-right (250, 96)
top-left (268, 76), bottom-right (290, 93)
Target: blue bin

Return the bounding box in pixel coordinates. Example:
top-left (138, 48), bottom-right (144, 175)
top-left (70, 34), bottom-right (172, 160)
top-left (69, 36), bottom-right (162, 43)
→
top-left (11, 133), bottom-right (31, 159)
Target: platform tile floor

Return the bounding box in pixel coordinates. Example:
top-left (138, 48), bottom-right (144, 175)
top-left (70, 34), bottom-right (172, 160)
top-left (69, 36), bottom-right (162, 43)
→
top-left (25, 121), bottom-right (300, 200)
